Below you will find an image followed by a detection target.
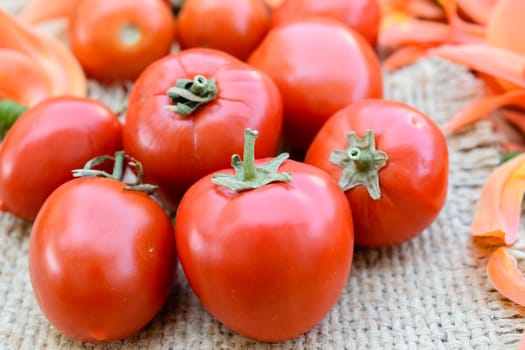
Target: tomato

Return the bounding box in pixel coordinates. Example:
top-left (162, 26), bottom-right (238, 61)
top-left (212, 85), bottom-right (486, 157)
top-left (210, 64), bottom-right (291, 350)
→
top-left (69, 0), bottom-right (175, 82)
top-left (0, 96), bottom-right (122, 221)
top-left (247, 17), bottom-right (382, 152)
top-left (177, 0), bottom-right (271, 61)
top-left (175, 129), bottom-right (354, 342)
top-left (305, 99), bottom-right (449, 247)
top-left (271, 0), bottom-right (380, 46)
top-left (29, 166), bottom-right (177, 342)
top-left (123, 48), bottom-right (283, 208)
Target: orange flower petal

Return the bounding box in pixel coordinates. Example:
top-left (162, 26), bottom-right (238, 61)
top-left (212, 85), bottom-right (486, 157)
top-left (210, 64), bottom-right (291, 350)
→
top-left (0, 49), bottom-right (52, 106)
top-left (429, 44), bottom-right (525, 89)
top-left (471, 153), bottom-right (525, 245)
top-left (436, 0), bottom-right (487, 42)
top-left (487, 247), bottom-right (525, 306)
top-left (405, 0), bottom-right (445, 20)
top-left (17, 0), bottom-right (79, 24)
top-left (379, 11), bottom-right (451, 48)
top-left (500, 142), bottom-right (525, 154)
top-left (501, 108), bottom-right (525, 138)
top-left (0, 9), bottom-right (86, 99)
top-left (442, 89), bottom-right (525, 134)
top-left (487, 0), bottom-right (525, 57)
top-left (382, 45), bottom-right (430, 70)
top-left (457, 0), bottom-right (496, 25)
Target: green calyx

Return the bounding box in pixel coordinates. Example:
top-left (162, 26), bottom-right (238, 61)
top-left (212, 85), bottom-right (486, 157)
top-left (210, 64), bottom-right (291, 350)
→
top-left (329, 129), bottom-right (388, 200)
top-left (0, 100), bottom-right (27, 140)
top-left (165, 75), bottom-right (217, 116)
top-left (212, 129), bottom-right (292, 192)
top-left (72, 150), bottom-right (157, 194)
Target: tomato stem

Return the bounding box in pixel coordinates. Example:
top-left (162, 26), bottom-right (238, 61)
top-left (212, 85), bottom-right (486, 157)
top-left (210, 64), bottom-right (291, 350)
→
top-left (243, 129), bottom-right (258, 182)
top-left (112, 150), bottom-right (125, 180)
top-left (329, 129), bottom-right (388, 200)
top-left (72, 151), bottom-right (157, 194)
top-left (165, 75), bottom-right (217, 116)
top-left (0, 100), bottom-right (27, 140)
top-left (212, 128), bottom-right (292, 192)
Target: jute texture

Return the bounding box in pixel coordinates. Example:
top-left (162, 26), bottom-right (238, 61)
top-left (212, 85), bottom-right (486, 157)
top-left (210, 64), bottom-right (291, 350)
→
top-left (1, 2), bottom-right (524, 348)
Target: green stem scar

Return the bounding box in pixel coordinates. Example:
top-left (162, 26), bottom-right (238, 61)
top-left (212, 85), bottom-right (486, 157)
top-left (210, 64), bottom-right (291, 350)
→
top-left (329, 129), bottom-right (388, 200)
top-left (212, 129), bottom-right (292, 192)
top-left (72, 151), bottom-right (157, 194)
top-left (165, 75), bottom-right (218, 116)
top-left (0, 100), bottom-right (27, 140)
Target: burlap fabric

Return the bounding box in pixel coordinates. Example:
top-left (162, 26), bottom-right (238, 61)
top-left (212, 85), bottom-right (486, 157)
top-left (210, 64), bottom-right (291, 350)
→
top-left (1, 3), bottom-right (525, 348)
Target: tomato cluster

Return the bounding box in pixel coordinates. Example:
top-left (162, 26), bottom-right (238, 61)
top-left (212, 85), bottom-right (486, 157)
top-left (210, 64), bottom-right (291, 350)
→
top-left (0, 0), bottom-right (449, 344)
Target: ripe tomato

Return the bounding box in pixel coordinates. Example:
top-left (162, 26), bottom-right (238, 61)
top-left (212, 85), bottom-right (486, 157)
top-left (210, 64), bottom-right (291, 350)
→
top-left (175, 129), bottom-right (354, 342)
top-left (29, 175), bottom-right (177, 343)
top-left (177, 0), bottom-right (271, 61)
top-left (0, 96), bottom-right (122, 221)
top-left (271, 0), bottom-right (380, 46)
top-left (69, 0), bottom-right (175, 82)
top-left (247, 17), bottom-right (382, 152)
top-left (305, 99), bottom-right (448, 247)
top-left (123, 48), bottom-right (283, 208)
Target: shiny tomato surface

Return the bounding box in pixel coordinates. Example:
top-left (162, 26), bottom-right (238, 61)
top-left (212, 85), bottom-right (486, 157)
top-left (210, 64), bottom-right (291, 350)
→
top-left (305, 99), bottom-right (448, 247)
top-left (248, 17), bottom-right (382, 151)
top-left (123, 48), bottom-right (283, 207)
top-left (29, 177), bottom-right (177, 343)
top-left (271, 0), bottom-right (380, 45)
top-left (177, 0), bottom-right (271, 60)
top-left (175, 159), bottom-right (354, 341)
top-left (0, 96), bottom-right (122, 221)
top-left (69, 0), bottom-right (175, 82)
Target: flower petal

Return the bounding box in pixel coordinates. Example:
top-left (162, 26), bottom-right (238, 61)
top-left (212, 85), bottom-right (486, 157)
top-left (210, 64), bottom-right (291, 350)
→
top-left (379, 11), bottom-right (451, 48)
top-left (471, 153), bottom-right (525, 245)
top-left (382, 45), bottom-right (430, 70)
top-left (0, 49), bottom-right (52, 106)
top-left (457, 0), bottom-right (496, 25)
top-left (442, 89), bottom-right (525, 134)
top-left (487, 0), bottom-right (525, 57)
top-left (487, 247), bottom-right (525, 306)
top-left (0, 9), bottom-right (86, 99)
top-left (430, 44), bottom-right (525, 89)
top-left (17, 0), bottom-right (78, 24)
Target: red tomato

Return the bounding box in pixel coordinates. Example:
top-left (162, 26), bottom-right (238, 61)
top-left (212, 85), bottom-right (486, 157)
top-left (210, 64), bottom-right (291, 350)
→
top-left (175, 129), bottom-right (354, 341)
top-left (123, 48), bottom-right (283, 208)
top-left (69, 0), bottom-right (175, 82)
top-left (29, 176), bottom-right (177, 343)
top-left (271, 0), bottom-right (380, 45)
top-left (247, 17), bottom-right (382, 152)
top-left (177, 0), bottom-right (271, 61)
top-left (305, 99), bottom-right (448, 247)
top-left (0, 96), bottom-right (122, 221)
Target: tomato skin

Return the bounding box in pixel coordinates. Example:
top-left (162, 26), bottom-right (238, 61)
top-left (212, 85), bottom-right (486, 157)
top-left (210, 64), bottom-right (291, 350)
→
top-left (305, 99), bottom-right (448, 247)
top-left (174, 159), bottom-right (354, 341)
top-left (123, 48), bottom-right (283, 207)
top-left (0, 96), bottom-right (122, 221)
top-left (247, 17), bottom-right (382, 151)
top-left (271, 0), bottom-right (380, 46)
top-left (177, 0), bottom-right (270, 61)
top-left (69, 0), bottom-right (175, 82)
top-left (29, 177), bottom-right (177, 343)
